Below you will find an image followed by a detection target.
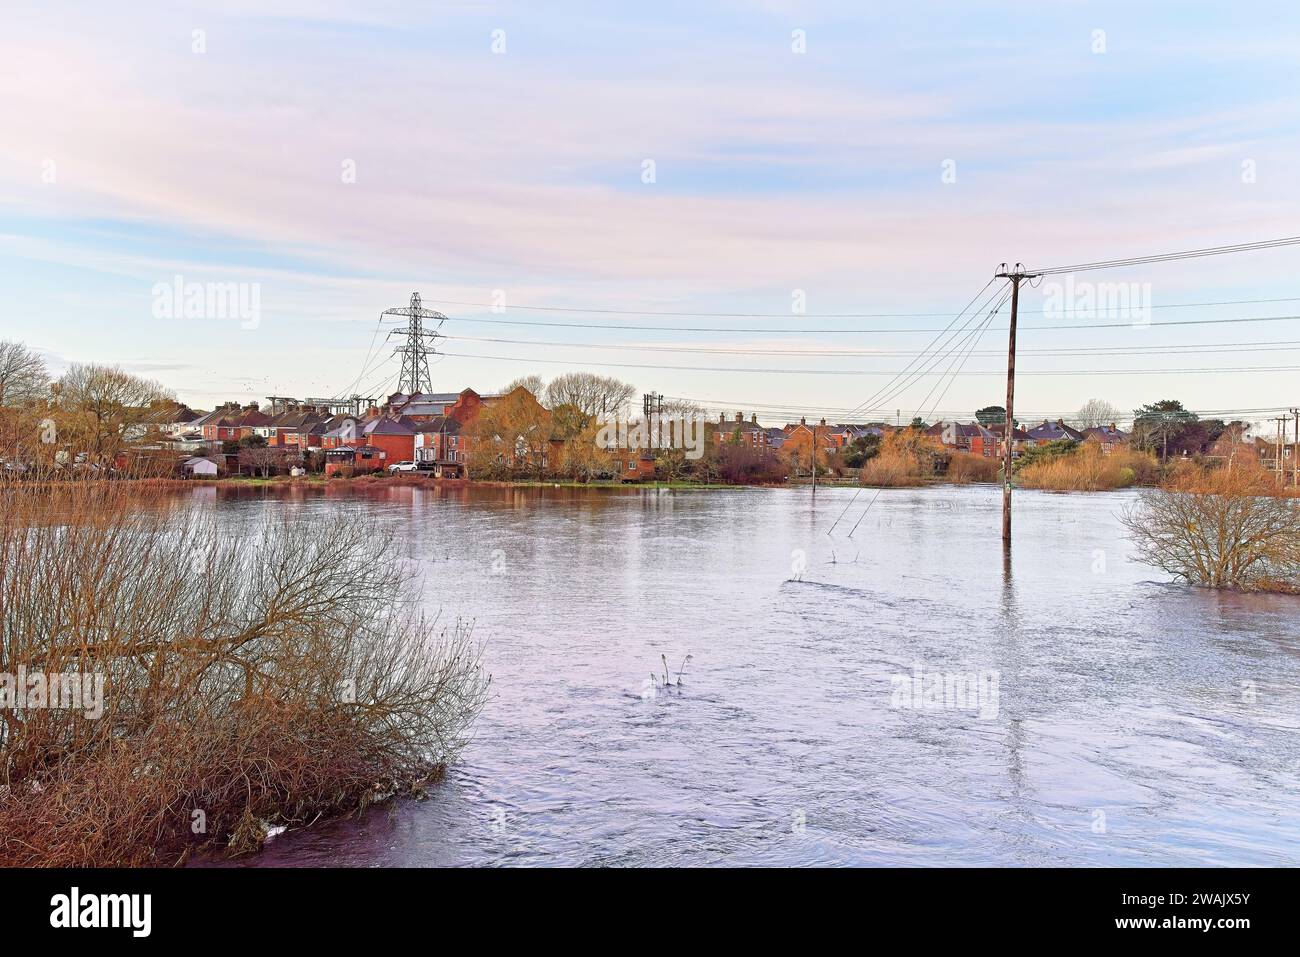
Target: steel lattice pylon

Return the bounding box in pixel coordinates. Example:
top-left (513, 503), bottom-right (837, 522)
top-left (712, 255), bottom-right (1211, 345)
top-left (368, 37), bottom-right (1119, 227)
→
top-left (383, 292), bottom-right (447, 395)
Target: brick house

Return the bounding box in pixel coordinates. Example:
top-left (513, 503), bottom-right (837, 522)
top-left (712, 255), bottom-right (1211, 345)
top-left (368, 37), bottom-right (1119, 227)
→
top-left (926, 421), bottom-right (988, 452)
top-left (1081, 423), bottom-right (1130, 453)
top-left (783, 418), bottom-right (839, 455)
top-left (1026, 419), bottom-right (1087, 445)
top-left (983, 421), bottom-right (1032, 456)
top-left (609, 448), bottom-right (657, 481)
top-left (712, 412), bottom-right (769, 450)
top-left (413, 416), bottom-right (467, 477)
top-left (262, 407), bottom-right (331, 447)
top-left (361, 415), bottom-right (418, 463)
top-left (199, 402), bottom-right (272, 444)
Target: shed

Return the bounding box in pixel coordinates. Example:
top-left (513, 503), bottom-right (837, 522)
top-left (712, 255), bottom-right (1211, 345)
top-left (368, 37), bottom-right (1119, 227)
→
top-left (183, 457), bottom-right (218, 478)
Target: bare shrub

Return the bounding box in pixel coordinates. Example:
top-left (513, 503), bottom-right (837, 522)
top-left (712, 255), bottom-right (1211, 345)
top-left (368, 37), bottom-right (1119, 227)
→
top-left (0, 484), bottom-right (488, 865)
top-left (1120, 464), bottom-right (1300, 592)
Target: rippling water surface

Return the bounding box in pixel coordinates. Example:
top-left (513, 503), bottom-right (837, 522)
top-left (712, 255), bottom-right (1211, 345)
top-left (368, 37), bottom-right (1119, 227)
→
top-left (199, 483), bottom-right (1300, 866)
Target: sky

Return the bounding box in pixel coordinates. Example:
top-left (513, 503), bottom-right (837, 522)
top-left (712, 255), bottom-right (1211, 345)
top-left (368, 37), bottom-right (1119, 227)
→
top-left (2, 1), bottom-right (1300, 429)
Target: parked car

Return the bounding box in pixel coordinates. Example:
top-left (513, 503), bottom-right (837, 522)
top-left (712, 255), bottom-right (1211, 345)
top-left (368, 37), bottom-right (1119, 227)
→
top-left (388, 460), bottom-right (418, 473)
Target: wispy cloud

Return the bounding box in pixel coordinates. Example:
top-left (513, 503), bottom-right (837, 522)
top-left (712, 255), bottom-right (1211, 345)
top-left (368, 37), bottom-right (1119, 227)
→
top-left (2, 1), bottom-right (1299, 420)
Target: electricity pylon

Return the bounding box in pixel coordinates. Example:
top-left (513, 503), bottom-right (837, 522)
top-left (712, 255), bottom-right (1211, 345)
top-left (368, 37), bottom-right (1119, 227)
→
top-left (383, 292), bottom-right (447, 395)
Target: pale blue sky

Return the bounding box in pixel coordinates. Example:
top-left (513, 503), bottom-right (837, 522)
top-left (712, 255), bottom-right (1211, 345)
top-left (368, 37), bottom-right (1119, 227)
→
top-left (2, 1), bottom-right (1299, 427)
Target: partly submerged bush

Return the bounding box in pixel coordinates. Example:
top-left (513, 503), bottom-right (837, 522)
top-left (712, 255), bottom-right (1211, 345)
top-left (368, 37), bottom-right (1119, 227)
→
top-left (945, 451), bottom-right (1000, 484)
top-left (860, 430), bottom-right (945, 487)
top-left (0, 484), bottom-right (488, 865)
top-left (1120, 464), bottom-right (1300, 592)
top-left (1011, 438), bottom-right (1077, 474)
top-left (1019, 440), bottom-right (1157, 491)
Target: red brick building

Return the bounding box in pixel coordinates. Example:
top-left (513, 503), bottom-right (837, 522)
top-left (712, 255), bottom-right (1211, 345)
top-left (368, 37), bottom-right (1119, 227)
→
top-left (712, 412), bottom-right (769, 450)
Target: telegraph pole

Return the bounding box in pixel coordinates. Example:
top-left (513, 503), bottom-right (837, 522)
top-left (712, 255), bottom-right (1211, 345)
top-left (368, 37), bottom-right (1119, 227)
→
top-left (1272, 416), bottom-right (1289, 484)
top-left (1292, 408), bottom-right (1299, 487)
top-left (994, 264), bottom-right (1038, 546)
top-left (811, 421), bottom-right (818, 496)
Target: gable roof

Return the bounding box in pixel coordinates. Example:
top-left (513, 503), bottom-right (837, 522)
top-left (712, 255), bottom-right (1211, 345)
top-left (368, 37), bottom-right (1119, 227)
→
top-left (984, 422), bottom-right (1031, 441)
top-left (1026, 419), bottom-right (1086, 442)
top-left (1083, 425), bottom-right (1130, 442)
top-left (412, 415), bottom-right (461, 434)
top-left (364, 416), bottom-right (417, 436)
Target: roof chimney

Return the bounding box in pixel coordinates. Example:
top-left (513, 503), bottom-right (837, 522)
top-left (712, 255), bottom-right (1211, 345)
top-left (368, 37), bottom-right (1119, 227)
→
top-left (735, 412), bottom-right (743, 423)
top-left (719, 412), bottom-right (725, 424)
top-left (800, 416), bottom-right (806, 426)
top-left (819, 418), bottom-right (827, 426)
top-left (750, 413), bottom-right (757, 423)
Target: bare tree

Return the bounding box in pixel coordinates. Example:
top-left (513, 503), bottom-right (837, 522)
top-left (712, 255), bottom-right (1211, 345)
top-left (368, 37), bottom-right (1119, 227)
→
top-left (1074, 398), bottom-right (1122, 429)
top-left (1121, 466), bottom-right (1300, 591)
top-left (660, 396), bottom-right (703, 418)
top-left (238, 444), bottom-right (296, 478)
top-left (54, 363), bottom-right (173, 464)
top-left (0, 341), bottom-right (50, 407)
top-left (500, 375), bottom-right (546, 399)
top-left (544, 372), bottom-right (636, 417)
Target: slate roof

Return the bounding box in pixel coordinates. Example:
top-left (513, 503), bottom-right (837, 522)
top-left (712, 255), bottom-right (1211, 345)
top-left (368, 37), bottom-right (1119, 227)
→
top-left (1026, 419), bottom-right (1086, 443)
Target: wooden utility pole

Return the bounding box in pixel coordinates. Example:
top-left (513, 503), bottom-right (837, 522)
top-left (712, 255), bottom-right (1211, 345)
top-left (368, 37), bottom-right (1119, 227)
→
top-left (811, 421), bottom-right (819, 496)
top-left (1272, 416), bottom-right (1289, 484)
top-left (1292, 408), bottom-right (1299, 487)
top-left (994, 264), bottom-right (1038, 545)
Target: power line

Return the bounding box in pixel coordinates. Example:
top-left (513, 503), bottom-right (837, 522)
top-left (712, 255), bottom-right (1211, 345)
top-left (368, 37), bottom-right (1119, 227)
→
top-left (422, 294), bottom-right (1300, 319)
top-left (915, 296), bottom-right (1006, 423)
top-left (869, 287), bottom-right (1012, 419)
top-left (839, 279), bottom-right (1005, 421)
top-left (441, 333), bottom-right (1300, 359)
top-left (335, 311), bottom-right (387, 399)
top-left (432, 310), bottom-right (1300, 336)
top-left (1030, 235), bottom-right (1300, 276)
top-left (352, 354), bottom-right (399, 399)
top-left (667, 393), bottom-right (1296, 419)
top-left (439, 349), bottom-right (1300, 377)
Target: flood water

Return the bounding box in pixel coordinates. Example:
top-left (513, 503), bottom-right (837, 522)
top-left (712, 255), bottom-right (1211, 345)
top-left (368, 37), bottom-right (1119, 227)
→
top-left (201, 483), bottom-right (1300, 866)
